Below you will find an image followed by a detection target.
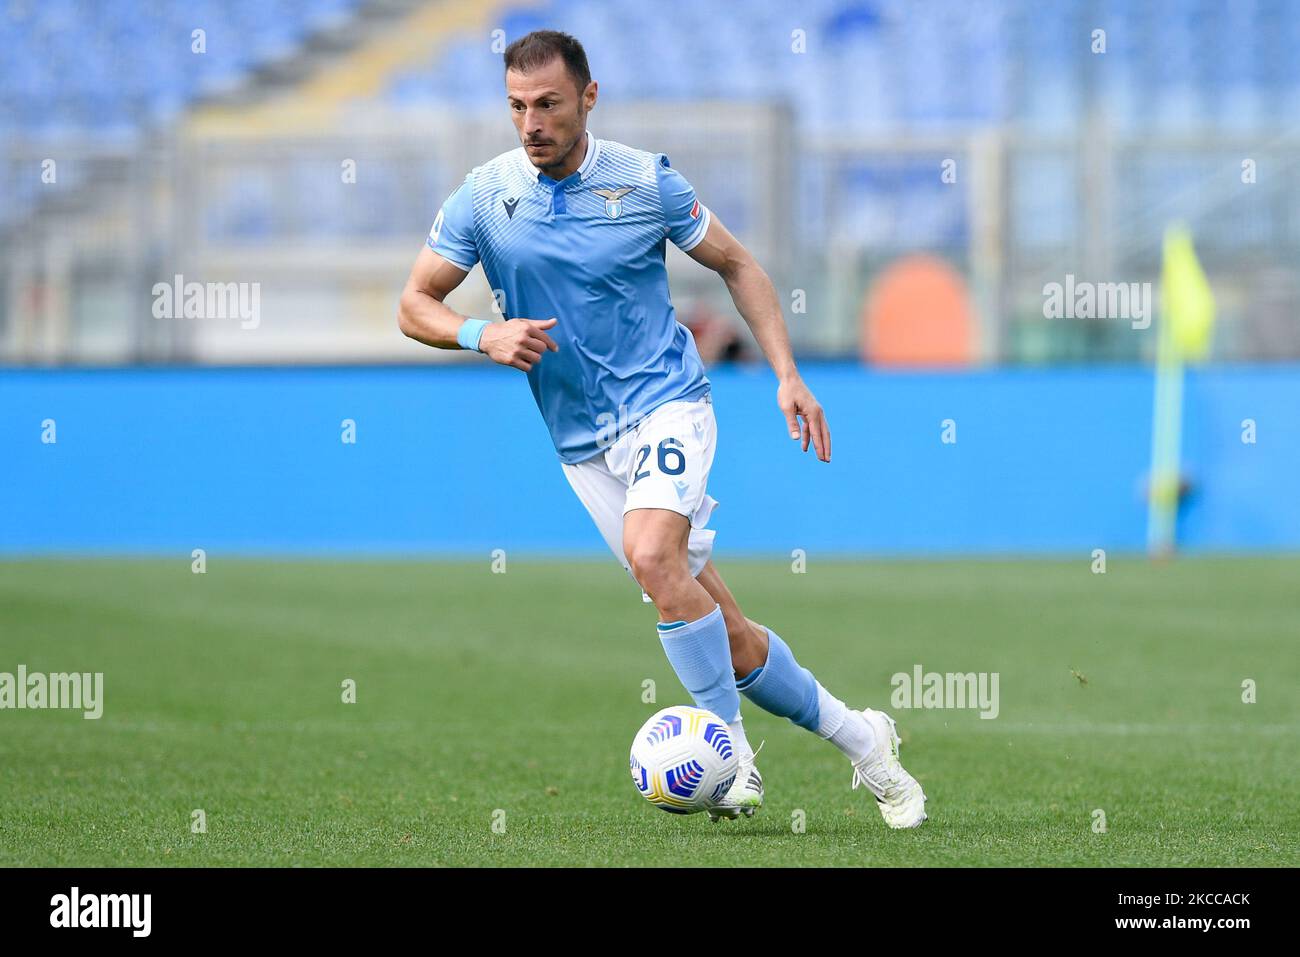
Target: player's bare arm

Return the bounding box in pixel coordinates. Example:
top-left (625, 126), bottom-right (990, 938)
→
top-left (397, 247), bottom-right (558, 371)
top-left (685, 215), bottom-right (831, 462)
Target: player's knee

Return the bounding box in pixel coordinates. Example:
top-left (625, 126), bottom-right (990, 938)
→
top-left (625, 540), bottom-right (687, 598)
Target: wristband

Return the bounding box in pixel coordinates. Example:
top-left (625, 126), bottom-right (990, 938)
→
top-left (456, 318), bottom-right (490, 352)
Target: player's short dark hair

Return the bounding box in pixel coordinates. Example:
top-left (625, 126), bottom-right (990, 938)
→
top-left (503, 30), bottom-right (592, 96)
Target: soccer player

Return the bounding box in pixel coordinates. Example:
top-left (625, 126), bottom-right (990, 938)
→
top-left (398, 30), bottom-right (926, 828)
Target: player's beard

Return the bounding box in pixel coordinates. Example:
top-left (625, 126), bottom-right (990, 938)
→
top-left (531, 110), bottom-right (586, 177)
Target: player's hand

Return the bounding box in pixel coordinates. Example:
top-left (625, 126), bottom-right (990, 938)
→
top-left (777, 376), bottom-right (831, 463)
top-left (479, 317), bottom-right (559, 372)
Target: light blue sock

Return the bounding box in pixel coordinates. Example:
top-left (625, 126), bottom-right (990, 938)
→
top-left (735, 628), bottom-right (820, 731)
top-left (656, 604), bottom-right (741, 723)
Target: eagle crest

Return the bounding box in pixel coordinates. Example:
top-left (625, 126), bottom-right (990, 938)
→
top-left (592, 186), bottom-right (636, 218)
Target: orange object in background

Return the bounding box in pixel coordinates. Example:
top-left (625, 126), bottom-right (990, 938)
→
top-left (861, 255), bottom-right (976, 366)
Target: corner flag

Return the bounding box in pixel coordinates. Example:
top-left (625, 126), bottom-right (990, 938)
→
top-left (1161, 225), bottom-right (1216, 362)
top-left (1147, 225), bottom-right (1216, 558)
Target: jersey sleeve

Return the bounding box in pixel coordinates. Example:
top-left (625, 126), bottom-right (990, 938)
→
top-left (655, 154), bottom-right (711, 252)
top-left (426, 173), bottom-right (478, 270)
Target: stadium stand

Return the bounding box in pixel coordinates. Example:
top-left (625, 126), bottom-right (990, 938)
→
top-left (5, 0), bottom-right (1300, 362)
top-left (6, 0), bottom-right (1297, 143)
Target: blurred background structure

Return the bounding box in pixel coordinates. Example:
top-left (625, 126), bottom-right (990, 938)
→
top-left (2, 0), bottom-right (1298, 556)
top-left (5, 0), bottom-right (1300, 364)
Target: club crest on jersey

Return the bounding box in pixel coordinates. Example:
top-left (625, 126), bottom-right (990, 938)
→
top-left (592, 186), bottom-right (635, 219)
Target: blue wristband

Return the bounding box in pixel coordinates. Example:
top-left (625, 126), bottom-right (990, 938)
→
top-left (456, 318), bottom-right (490, 352)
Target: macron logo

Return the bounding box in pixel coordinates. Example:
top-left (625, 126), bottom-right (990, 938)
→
top-left (50, 887), bottom-right (151, 938)
top-left (503, 197), bottom-right (519, 219)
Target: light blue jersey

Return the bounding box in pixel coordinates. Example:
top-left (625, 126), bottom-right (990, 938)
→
top-left (426, 130), bottom-right (713, 464)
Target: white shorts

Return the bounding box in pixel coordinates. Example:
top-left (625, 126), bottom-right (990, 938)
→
top-left (562, 397), bottom-right (719, 595)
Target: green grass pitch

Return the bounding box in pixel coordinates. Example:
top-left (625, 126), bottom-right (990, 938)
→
top-left (0, 556), bottom-right (1295, 867)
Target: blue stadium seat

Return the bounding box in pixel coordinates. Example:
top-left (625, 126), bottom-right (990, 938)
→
top-left (0, 0), bottom-right (364, 141)
top-left (7, 0), bottom-right (1298, 247)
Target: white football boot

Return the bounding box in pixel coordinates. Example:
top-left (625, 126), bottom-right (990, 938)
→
top-left (707, 746), bottom-right (764, 822)
top-left (851, 709), bottom-right (927, 829)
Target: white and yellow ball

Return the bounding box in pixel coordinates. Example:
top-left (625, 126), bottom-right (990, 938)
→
top-left (629, 705), bottom-right (737, 815)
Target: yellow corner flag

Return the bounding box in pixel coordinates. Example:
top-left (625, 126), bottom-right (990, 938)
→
top-left (1161, 225), bottom-right (1216, 361)
top-left (1148, 225), bottom-right (1216, 557)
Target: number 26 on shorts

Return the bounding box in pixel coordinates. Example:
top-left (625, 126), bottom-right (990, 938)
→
top-left (632, 438), bottom-right (686, 485)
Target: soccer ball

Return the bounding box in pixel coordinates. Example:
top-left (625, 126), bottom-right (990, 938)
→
top-left (629, 705), bottom-right (738, 814)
